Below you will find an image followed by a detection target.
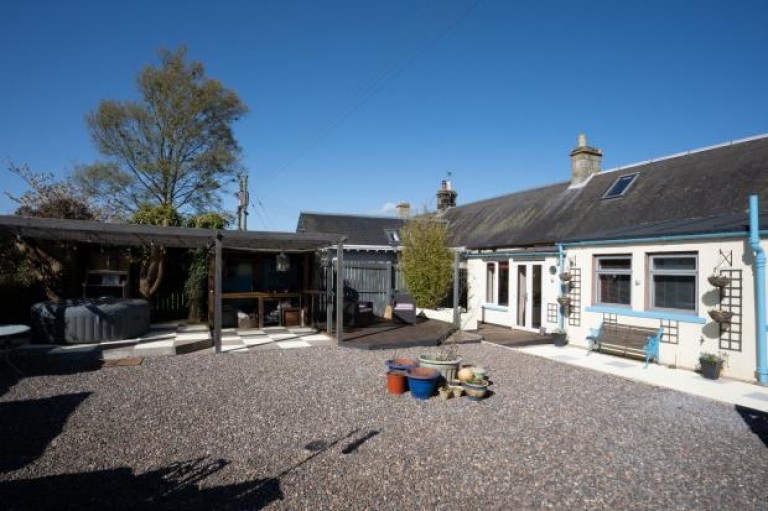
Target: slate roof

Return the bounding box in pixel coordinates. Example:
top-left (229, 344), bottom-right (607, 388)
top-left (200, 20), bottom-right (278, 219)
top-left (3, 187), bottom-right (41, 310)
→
top-left (561, 211), bottom-right (768, 244)
top-left (297, 212), bottom-right (407, 247)
top-left (443, 135), bottom-right (768, 249)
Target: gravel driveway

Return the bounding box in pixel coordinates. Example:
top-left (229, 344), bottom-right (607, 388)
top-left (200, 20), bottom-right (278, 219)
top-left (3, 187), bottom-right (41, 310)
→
top-left (1, 343), bottom-right (767, 510)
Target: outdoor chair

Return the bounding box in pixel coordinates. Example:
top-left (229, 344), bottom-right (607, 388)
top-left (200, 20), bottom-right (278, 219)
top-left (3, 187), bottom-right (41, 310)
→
top-left (392, 293), bottom-right (417, 324)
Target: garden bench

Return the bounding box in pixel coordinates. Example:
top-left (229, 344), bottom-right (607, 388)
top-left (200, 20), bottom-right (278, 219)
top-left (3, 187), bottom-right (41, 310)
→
top-left (586, 321), bottom-right (663, 367)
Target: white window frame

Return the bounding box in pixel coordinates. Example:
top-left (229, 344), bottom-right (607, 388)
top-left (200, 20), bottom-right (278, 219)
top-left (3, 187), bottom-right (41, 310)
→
top-left (485, 263), bottom-right (495, 303)
top-left (648, 253), bottom-right (698, 313)
top-left (594, 255), bottom-right (632, 306)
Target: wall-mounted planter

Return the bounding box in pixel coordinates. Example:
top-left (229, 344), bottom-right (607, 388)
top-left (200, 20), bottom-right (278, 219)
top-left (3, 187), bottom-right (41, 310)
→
top-left (556, 296), bottom-right (571, 307)
top-left (559, 272), bottom-right (573, 282)
top-left (707, 275), bottom-right (732, 288)
top-left (708, 309), bottom-right (733, 324)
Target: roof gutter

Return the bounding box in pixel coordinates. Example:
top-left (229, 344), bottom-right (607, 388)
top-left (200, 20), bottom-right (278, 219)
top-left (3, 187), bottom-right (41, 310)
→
top-left (749, 195), bottom-right (768, 385)
top-left (560, 230), bottom-right (768, 248)
top-left (465, 250), bottom-right (558, 260)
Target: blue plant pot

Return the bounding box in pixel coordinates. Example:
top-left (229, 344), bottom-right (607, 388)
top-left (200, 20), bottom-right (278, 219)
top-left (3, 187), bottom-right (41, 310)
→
top-left (386, 358), bottom-right (418, 372)
top-left (406, 367), bottom-right (439, 400)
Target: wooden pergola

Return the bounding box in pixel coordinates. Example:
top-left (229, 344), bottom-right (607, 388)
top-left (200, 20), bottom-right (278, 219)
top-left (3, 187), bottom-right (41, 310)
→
top-left (0, 215), bottom-right (346, 352)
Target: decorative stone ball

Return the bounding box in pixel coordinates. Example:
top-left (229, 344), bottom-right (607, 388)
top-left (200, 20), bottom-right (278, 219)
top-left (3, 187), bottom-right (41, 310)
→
top-left (458, 367), bottom-right (475, 382)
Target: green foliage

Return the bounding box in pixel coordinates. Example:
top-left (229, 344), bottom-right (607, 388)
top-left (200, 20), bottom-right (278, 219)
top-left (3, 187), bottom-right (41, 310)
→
top-left (399, 216), bottom-right (454, 309)
top-left (78, 46), bottom-right (248, 217)
top-left (0, 236), bottom-right (34, 287)
top-left (699, 352), bottom-right (728, 364)
top-left (187, 212), bottom-right (229, 229)
top-left (129, 203), bottom-right (184, 227)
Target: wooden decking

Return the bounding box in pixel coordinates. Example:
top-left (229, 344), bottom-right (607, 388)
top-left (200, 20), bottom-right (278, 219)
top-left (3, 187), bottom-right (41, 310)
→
top-left (338, 319), bottom-right (551, 350)
top-left (475, 323), bottom-right (553, 347)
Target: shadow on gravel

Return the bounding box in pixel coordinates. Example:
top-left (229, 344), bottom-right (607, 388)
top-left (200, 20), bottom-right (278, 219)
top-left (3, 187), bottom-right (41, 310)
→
top-left (0, 457), bottom-right (284, 510)
top-left (735, 405), bottom-right (768, 447)
top-left (0, 392), bottom-right (91, 472)
top-left (1, 349), bottom-right (102, 397)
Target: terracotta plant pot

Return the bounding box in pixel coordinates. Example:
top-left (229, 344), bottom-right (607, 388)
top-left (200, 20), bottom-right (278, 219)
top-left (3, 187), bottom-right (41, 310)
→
top-left (386, 371), bottom-right (407, 395)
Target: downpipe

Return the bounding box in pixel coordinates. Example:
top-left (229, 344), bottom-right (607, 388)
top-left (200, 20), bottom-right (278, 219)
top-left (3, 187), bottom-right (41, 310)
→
top-left (749, 195), bottom-right (768, 385)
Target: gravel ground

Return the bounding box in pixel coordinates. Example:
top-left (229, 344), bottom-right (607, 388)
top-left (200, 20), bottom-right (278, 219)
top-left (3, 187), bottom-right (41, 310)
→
top-left (1, 343), bottom-right (767, 510)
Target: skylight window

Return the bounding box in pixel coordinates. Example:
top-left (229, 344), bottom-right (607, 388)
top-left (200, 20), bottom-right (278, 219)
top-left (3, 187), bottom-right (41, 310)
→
top-left (602, 173), bottom-right (638, 199)
top-left (385, 229), bottom-right (400, 244)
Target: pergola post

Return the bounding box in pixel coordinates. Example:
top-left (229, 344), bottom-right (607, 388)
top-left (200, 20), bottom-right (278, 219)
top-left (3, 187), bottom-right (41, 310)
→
top-left (326, 250), bottom-right (333, 334)
top-left (213, 233), bottom-right (223, 354)
top-left (336, 239), bottom-right (345, 344)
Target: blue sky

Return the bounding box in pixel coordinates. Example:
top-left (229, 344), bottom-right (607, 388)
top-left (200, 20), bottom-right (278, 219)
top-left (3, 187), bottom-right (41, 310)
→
top-left (1, 0), bottom-right (767, 231)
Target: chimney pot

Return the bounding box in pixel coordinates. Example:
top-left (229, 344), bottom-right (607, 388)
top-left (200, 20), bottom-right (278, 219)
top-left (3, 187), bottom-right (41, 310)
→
top-left (396, 202), bottom-right (411, 219)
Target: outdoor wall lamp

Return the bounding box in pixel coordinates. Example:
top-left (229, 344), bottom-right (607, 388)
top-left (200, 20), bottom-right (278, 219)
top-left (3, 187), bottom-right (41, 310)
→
top-left (276, 251), bottom-right (290, 272)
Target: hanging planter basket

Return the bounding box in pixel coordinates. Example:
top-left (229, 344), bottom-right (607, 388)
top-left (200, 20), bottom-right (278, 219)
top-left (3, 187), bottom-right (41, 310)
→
top-left (556, 295), bottom-right (571, 307)
top-left (559, 271), bottom-right (573, 282)
top-left (708, 309), bottom-right (733, 324)
top-left (707, 275), bottom-right (732, 288)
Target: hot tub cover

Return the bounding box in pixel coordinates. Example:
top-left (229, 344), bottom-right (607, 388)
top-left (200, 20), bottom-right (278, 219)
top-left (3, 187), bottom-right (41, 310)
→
top-left (31, 297), bottom-right (150, 344)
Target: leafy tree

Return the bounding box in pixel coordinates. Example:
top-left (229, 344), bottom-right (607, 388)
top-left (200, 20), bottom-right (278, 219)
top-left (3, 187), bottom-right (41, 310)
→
top-left (8, 163), bottom-right (98, 221)
top-left (76, 46), bottom-right (248, 218)
top-left (126, 204), bottom-right (185, 298)
top-left (4, 163), bottom-right (100, 298)
top-left (399, 216), bottom-right (454, 309)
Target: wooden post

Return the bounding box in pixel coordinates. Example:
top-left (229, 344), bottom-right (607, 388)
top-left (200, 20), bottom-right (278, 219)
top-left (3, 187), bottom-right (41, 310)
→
top-left (213, 233), bottom-right (223, 354)
top-left (336, 239), bottom-right (345, 344)
top-left (326, 251), bottom-right (333, 334)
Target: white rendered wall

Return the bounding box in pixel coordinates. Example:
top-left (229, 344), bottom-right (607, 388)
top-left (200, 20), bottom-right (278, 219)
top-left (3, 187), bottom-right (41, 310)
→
top-left (563, 239), bottom-right (764, 382)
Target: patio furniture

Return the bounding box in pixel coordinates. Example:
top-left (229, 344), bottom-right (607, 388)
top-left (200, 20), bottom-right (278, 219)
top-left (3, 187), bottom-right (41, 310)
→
top-left (587, 321), bottom-right (663, 367)
top-left (30, 297), bottom-right (150, 344)
top-left (343, 300), bottom-right (374, 327)
top-left (392, 293), bottom-right (416, 324)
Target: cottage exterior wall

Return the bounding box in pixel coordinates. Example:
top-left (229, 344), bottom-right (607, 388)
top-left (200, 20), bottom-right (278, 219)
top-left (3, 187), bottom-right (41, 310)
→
top-left (467, 254), bottom-right (561, 332)
top-left (563, 238), bottom-right (764, 382)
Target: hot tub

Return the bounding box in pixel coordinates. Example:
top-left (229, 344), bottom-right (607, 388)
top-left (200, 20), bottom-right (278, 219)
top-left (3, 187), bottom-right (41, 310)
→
top-left (31, 297), bottom-right (150, 344)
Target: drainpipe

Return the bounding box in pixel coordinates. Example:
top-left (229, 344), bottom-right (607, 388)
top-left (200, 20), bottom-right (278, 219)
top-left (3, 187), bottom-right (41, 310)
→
top-left (558, 244), bottom-right (566, 331)
top-left (749, 195), bottom-right (768, 385)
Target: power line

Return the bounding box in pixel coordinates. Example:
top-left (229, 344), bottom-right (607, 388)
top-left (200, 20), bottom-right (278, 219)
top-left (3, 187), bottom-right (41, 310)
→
top-left (256, 0), bottom-right (484, 184)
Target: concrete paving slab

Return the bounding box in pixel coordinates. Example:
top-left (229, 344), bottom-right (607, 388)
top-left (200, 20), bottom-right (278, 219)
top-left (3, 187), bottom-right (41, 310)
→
top-left (276, 340), bottom-right (311, 349)
top-left (510, 342), bottom-right (768, 412)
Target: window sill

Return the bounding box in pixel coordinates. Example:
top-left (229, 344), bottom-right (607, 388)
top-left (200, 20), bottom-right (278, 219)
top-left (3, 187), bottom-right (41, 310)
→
top-left (482, 303), bottom-right (509, 312)
top-left (585, 305), bottom-right (706, 324)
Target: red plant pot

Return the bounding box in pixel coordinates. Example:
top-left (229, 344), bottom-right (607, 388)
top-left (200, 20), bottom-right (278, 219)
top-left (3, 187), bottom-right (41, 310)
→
top-left (387, 371), bottom-right (408, 394)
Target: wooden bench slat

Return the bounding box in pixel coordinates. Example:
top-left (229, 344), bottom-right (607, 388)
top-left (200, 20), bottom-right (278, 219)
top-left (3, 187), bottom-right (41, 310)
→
top-left (587, 322), bottom-right (663, 367)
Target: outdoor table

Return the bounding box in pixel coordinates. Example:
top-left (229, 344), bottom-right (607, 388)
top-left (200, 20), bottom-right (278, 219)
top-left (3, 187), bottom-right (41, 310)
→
top-left (0, 324), bottom-right (31, 344)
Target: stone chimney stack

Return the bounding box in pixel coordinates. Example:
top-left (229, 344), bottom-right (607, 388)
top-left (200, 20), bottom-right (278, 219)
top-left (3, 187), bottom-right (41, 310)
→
top-left (436, 180), bottom-right (458, 213)
top-left (570, 133), bottom-right (602, 186)
top-left (396, 201), bottom-right (411, 219)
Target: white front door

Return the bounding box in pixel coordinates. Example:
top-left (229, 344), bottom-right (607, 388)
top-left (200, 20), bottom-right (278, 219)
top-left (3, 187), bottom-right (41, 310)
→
top-left (515, 262), bottom-right (542, 331)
